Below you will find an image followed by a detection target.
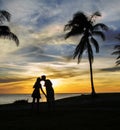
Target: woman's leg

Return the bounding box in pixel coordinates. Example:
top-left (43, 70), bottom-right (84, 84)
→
top-left (32, 97), bottom-right (35, 109)
top-left (37, 98), bottom-right (40, 111)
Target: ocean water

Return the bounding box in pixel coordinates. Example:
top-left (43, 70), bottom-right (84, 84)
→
top-left (0, 93), bottom-right (81, 105)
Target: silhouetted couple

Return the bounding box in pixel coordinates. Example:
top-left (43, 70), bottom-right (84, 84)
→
top-left (32, 75), bottom-right (55, 111)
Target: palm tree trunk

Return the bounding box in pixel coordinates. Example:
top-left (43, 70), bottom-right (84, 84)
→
top-left (87, 48), bottom-right (96, 96)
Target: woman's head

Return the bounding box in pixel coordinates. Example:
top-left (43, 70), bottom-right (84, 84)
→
top-left (37, 77), bottom-right (41, 82)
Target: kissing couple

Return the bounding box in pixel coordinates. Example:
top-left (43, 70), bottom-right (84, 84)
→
top-left (32, 75), bottom-right (55, 111)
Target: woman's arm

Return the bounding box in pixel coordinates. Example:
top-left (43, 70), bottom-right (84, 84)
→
top-left (40, 86), bottom-right (47, 97)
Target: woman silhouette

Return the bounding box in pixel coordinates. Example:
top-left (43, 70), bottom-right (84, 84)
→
top-left (32, 77), bottom-right (46, 111)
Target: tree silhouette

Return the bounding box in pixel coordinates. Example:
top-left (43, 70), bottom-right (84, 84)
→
top-left (64, 11), bottom-right (108, 96)
top-left (0, 10), bottom-right (19, 46)
top-left (112, 35), bottom-right (120, 65)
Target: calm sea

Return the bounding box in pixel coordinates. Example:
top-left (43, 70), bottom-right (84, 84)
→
top-left (0, 93), bottom-right (81, 105)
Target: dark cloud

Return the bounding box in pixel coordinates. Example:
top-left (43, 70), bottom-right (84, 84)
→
top-left (42, 65), bottom-right (89, 79)
top-left (100, 66), bottom-right (120, 72)
top-left (0, 67), bottom-right (25, 77)
top-left (0, 77), bottom-right (32, 83)
top-left (12, 45), bottom-right (44, 55)
top-left (11, 43), bottom-right (75, 63)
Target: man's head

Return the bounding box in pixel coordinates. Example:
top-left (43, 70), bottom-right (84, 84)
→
top-left (41, 75), bottom-right (46, 81)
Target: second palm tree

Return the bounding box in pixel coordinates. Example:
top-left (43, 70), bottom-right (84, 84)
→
top-left (64, 11), bottom-right (108, 96)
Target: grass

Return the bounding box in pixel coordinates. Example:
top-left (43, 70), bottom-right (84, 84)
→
top-left (0, 93), bottom-right (120, 130)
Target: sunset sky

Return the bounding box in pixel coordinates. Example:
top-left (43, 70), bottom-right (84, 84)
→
top-left (0, 0), bottom-right (120, 94)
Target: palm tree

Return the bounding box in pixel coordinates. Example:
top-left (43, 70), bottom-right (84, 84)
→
top-left (0, 10), bottom-right (19, 46)
top-left (112, 35), bottom-right (120, 65)
top-left (64, 11), bottom-right (108, 96)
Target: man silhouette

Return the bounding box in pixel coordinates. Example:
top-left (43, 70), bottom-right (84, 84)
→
top-left (41, 75), bottom-right (55, 109)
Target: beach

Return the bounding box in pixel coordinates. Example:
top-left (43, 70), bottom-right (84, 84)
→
top-left (0, 93), bottom-right (120, 130)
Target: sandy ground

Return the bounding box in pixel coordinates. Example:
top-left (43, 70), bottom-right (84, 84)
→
top-left (0, 93), bottom-right (120, 130)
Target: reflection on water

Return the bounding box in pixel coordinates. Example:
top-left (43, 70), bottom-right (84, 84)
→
top-left (0, 93), bottom-right (81, 105)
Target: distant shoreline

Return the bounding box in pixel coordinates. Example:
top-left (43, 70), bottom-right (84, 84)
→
top-left (0, 92), bottom-right (120, 109)
top-left (0, 93), bottom-right (81, 105)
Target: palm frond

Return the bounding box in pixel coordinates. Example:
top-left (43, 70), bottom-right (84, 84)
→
top-left (0, 31), bottom-right (19, 46)
top-left (114, 45), bottom-right (120, 49)
top-left (64, 11), bottom-right (88, 39)
top-left (112, 44), bottom-right (120, 65)
top-left (73, 36), bottom-right (87, 63)
top-left (116, 60), bottom-right (120, 66)
top-left (117, 55), bottom-right (120, 59)
top-left (112, 44), bottom-right (120, 56)
top-left (112, 51), bottom-right (120, 55)
top-left (65, 26), bottom-right (83, 39)
top-left (64, 20), bottom-right (74, 31)
top-left (92, 11), bottom-right (101, 17)
top-left (92, 31), bottom-right (105, 41)
top-left (90, 11), bottom-right (101, 23)
top-left (90, 37), bottom-right (99, 53)
top-left (93, 23), bottom-right (109, 31)
top-left (72, 11), bottom-right (88, 25)
top-left (0, 10), bottom-right (11, 23)
top-left (64, 23), bottom-right (71, 31)
top-left (64, 12), bottom-right (87, 31)
top-left (9, 32), bottom-right (19, 46)
top-left (0, 25), bottom-right (10, 32)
